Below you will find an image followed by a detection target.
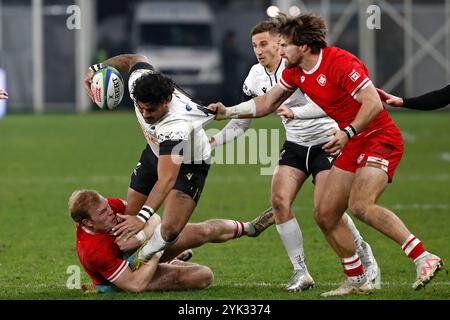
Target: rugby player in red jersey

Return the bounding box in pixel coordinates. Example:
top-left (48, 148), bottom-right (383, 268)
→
top-left (69, 189), bottom-right (272, 293)
top-left (207, 13), bottom-right (445, 296)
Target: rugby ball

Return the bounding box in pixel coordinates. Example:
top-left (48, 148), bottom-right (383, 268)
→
top-left (91, 66), bottom-right (124, 110)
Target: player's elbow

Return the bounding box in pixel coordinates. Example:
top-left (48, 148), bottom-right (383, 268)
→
top-left (126, 281), bottom-right (148, 293)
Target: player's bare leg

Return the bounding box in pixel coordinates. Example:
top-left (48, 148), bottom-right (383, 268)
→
top-left (136, 189), bottom-right (196, 262)
top-left (314, 167), bottom-right (372, 296)
top-left (349, 166), bottom-right (445, 290)
top-left (124, 187), bottom-right (147, 215)
top-left (271, 165), bottom-right (315, 292)
top-left (146, 263), bottom-right (214, 291)
top-left (315, 170), bottom-right (380, 287)
top-left (161, 219), bottom-right (250, 261)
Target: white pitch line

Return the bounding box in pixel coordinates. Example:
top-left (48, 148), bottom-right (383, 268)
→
top-left (440, 152), bottom-right (450, 162)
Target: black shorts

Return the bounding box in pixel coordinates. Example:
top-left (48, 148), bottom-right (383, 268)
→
top-left (278, 140), bottom-right (335, 180)
top-left (129, 145), bottom-right (210, 204)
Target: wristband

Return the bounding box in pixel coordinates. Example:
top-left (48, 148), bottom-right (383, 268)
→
top-left (343, 125), bottom-right (357, 139)
top-left (225, 100), bottom-right (256, 119)
top-left (137, 205), bottom-right (155, 223)
top-left (89, 63), bottom-right (106, 73)
top-left (134, 230), bottom-right (147, 244)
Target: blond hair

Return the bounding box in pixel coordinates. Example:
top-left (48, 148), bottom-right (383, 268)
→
top-left (68, 189), bottom-right (101, 223)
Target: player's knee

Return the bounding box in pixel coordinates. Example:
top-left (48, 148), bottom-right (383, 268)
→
top-left (197, 266), bottom-right (214, 289)
top-left (314, 206), bottom-right (334, 232)
top-left (161, 226), bottom-right (181, 243)
top-left (271, 194), bottom-right (290, 215)
top-left (349, 199), bottom-right (370, 222)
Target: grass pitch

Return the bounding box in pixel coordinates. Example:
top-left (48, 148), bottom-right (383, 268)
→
top-left (0, 111), bottom-right (449, 300)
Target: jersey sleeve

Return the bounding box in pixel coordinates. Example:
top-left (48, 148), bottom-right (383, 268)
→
top-left (88, 241), bottom-right (129, 283)
top-left (332, 54), bottom-right (372, 99)
top-left (279, 68), bottom-right (297, 91)
top-left (403, 84), bottom-right (450, 110)
top-left (242, 71), bottom-right (256, 100)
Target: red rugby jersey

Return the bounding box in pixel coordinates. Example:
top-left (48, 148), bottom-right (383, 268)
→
top-left (75, 198), bottom-right (128, 286)
top-left (279, 46), bottom-right (394, 133)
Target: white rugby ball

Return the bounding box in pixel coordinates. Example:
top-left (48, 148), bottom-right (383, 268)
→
top-left (91, 66), bottom-right (124, 110)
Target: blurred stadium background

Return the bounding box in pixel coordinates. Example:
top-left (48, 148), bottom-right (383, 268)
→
top-left (0, 0), bottom-right (449, 300)
top-left (0, 0), bottom-right (449, 114)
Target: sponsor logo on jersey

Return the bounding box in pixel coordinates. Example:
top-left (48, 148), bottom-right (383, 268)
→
top-left (262, 87), bottom-right (267, 93)
top-left (357, 153), bottom-right (365, 164)
top-left (185, 104), bottom-right (192, 111)
top-left (317, 74), bottom-right (327, 86)
top-left (349, 69), bottom-right (361, 82)
top-left (186, 173), bottom-right (193, 180)
top-left (301, 76), bottom-right (305, 83)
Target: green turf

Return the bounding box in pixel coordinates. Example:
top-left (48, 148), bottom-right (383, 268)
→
top-left (0, 111), bottom-right (449, 300)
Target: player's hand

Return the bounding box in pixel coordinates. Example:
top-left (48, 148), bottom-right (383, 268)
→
top-left (322, 128), bottom-right (345, 157)
top-left (0, 89), bottom-right (8, 100)
top-left (208, 102), bottom-right (227, 120)
top-left (83, 68), bottom-right (95, 102)
top-left (376, 88), bottom-right (403, 107)
top-left (209, 137), bottom-right (217, 147)
top-left (276, 105), bottom-right (294, 123)
top-left (111, 214), bottom-right (145, 241)
top-left (114, 235), bottom-right (141, 252)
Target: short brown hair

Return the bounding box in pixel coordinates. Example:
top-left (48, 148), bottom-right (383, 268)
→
top-left (273, 12), bottom-right (327, 54)
top-left (68, 189), bottom-right (101, 223)
top-left (251, 20), bottom-right (278, 37)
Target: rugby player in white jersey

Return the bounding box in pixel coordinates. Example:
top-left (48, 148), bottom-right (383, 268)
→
top-left (83, 54), bottom-right (271, 264)
top-left (210, 21), bottom-right (379, 292)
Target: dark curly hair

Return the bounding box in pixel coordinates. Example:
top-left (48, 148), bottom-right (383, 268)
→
top-left (132, 72), bottom-right (175, 107)
top-left (273, 12), bottom-right (327, 54)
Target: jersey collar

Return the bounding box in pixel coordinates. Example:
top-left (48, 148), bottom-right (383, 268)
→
top-left (81, 225), bottom-right (98, 235)
top-left (303, 49), bottom-right (323, 75)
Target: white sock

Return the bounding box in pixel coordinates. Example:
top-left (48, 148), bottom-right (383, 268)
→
top-left (344, 212), bottom-right (363, 248)
top-left (138, 224), bottom-right (169, 260)
top-left (276, 217), bottom-right (308, 273)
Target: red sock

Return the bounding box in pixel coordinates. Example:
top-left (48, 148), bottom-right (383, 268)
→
top-left (402, 235), bottom-right (427, 261)
top-left (342, 254), bottom-right (365, 277)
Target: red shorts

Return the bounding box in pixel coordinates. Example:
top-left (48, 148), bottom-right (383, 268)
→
top-left (334, 125), bottom-right (404, 182)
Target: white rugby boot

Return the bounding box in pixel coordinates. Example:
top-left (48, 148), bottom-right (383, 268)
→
top-left (356, 240), bottom-right (380, 289)
top-left (321, 277), bottom-right (372, 297)
top-left (412, 253), bottom-right (446, 290)
top-left (285, 269), bottom-right (315, 292)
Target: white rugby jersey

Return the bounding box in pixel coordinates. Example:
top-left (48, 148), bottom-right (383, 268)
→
top-left (242, 58), bottom-right (338, 146)
top-left (128, 64), bottom-right (213, 163)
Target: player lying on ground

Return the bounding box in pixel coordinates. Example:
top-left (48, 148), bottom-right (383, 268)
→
top-left (377, 84), bottom-right (450, 110)
top-left (207, 13), bottom-right (446, 296)
top-left (0, 89), bottom-right (8, 100)
top-left (83, 54), bottom-right (238, 263)
top-left (69, 189), bottom-right (273, 293)
top-left (210, 20), bottom-right (379, 292)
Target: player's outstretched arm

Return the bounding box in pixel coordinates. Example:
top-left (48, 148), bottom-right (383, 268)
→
top-left (0, 89), bottom-right (8, 100)
top-left (112, 254), bottom-right (161, 293)
top-left (83, 54), bottom-right (149, 102)
top-left (208, 84), bottom-right (293, 120)
top-left (209, 119), bottom-right (252, 147)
